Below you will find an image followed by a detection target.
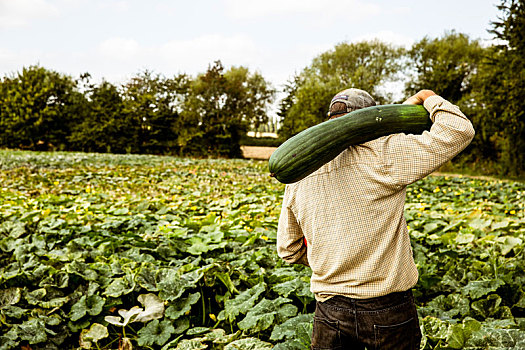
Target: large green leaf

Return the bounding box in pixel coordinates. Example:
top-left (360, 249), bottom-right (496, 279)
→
top-left (0, 328), bottom-right (19, 350)
top-left (137, 319), bottom-right (176, 347)
top-left (218, 283), bottom-right (266, 322)
top-left (462, 279), bottom-right (505, 300)
top-left (70, 295), bottom-right (105, 321)
top-left (165, 292), bottom-right (201, 320)
top-left (272, 278), bottom-right (313, 300)
top-left (18, 318), bottom-right (48, 344)
top-left (471, 294), bottom-right (514, 319)
top-left (270, 313), bottom-right (313, 341)
top-left (238, 297), bottom-right (297, 333)
top-left (445, 317), bottom-right (482, 349)
top-left (495, 236), bottom-right (523, 255)
top-left (420, 293), bottom-right (470, 319)
top-left (421, 316), bottom-right (449, 342)
top-left (466, 327), bottom-right (525, 348)
top-left (174, 339), bottom-right (208, 350)
top-left (104, 276), bottom-right (135, 297)
top-left (157, 268), bottom-right (201, 301)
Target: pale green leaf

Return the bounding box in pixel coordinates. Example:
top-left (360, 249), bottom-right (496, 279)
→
top-left (104, 306), bottom-right (142, 327)
top-left (495, 236), bottom-right (523, 255)
top-left (79, 323), bottom-right (109, 349)
top-left (134, 293), bottom-right (165, 322)
top-left (104, 276), bottom-right (135, 297)
top-left (175, 339), bottom-right (208, 350)
top-left (18, 318), bottom-right (47, 344)
top-left (0, 287), bottom-right (21, 307)
top-left (224, 337), bottom-right (273, 350)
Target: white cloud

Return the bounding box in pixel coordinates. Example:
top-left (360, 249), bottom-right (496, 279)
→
top-left (159, 34), bottom-right (261, 72)
top-left (225, 0), bottom-right (380, 20)
top-left (0, 0), bottom-right (59, 28)
top-left (98, 37), bottom-right (141, 59)
top-left (0, 47), bottom-right (62, 77)
top-left (88, 34), bottom-right (263, 83)
top-left (97, 0), bottom-right (129, 13)
top-left (353, 30), bottom-right (415, 48)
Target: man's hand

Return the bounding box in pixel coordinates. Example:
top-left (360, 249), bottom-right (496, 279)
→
top-left (403, 90), bottom-right (436, 105)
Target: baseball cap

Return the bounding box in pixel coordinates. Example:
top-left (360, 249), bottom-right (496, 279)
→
top-left (327, 88), bottom-right (376, 118)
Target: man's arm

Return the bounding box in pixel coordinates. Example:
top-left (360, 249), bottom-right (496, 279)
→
top-left (381, 90), bottom-right (475, 186)
top-left (276, 187), bottom-right (309, 266)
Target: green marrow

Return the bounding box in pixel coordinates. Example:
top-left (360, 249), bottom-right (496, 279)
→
top-left (268, 104), bottom-right (432, 184)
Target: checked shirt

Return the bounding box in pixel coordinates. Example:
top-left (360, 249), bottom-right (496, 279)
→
top-left (277, 95), bottom-right (475, 301)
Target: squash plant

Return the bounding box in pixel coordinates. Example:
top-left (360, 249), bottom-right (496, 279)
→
top-left (0, 150), bottom-right (524, 349)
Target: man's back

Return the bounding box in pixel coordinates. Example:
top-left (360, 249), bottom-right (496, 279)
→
top-left (281, 138), bottom-right (418, 300)
top-left (277, 95), bottom-right (475, 301)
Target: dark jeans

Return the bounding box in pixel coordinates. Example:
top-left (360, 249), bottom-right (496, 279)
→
top-left (311, 290), bottom-right (421, 350)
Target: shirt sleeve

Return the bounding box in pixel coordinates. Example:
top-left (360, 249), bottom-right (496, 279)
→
top-left (381, 95), bottom-right (475, 187)
top-left (276, 186), bottom-right (309, 266)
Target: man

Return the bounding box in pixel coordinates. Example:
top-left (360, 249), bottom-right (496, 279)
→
top-left (276, 88), bottom-right (475, 349)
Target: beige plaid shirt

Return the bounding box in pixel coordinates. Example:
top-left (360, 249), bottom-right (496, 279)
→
top-left (277, 95), bottom-right (475, 301)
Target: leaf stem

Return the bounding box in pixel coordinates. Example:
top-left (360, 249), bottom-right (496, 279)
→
top-left (201, 286), bottom-right (206, 325)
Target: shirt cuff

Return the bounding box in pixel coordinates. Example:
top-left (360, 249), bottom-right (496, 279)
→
top-left (423, 95), bottom-right (446, 113)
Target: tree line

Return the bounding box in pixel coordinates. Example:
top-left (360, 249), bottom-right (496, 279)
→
top-left (0, 0), bottom-right (523, 176)
top-left (0, 61), bottom-right (274, 158)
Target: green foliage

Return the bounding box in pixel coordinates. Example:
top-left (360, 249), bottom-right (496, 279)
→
top-left (121, 70), bottom-right (191, 154)
top-left (278, 40), bottom-right (404, 138)
top-left (0, 150), bottom-right (524, 349)
top-left (237, 297), bottom-right (297, 333)
top-left (239, 136), bottom-right (282, 147)
top-left (0, 65), bottom-right (87, 150)
top-left (69, 78), bottom-right (134, 153)
top-left (137, 319), bottom-right (176, 346)
top-left (404, 31), bottom-right (484, 104)
top-left (463, 0), bottom-right (525, 177)
top-left (218, 283), bottom-right (266, 323)
top-left (181, 61), bottom-right (275, 157)
top-left (0, 64), bottom-right (274, 158)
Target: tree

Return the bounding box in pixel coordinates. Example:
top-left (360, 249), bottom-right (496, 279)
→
top-left (468, 0), bottom-right (525, 176)
top-left (276, 74), bottom-right (304, 140)
top-left (404, 31), bottom-right (484, 104)
top-left (121, 71), bottom-right (190, 154)
top-left (68, 78), bottom-right (133, 153)
top-left (181, 61), bottom-right (274, 157)
top-left (278, 40), bottom-right (404, 138)
top-left (0, 66), bottom-right (86, 150)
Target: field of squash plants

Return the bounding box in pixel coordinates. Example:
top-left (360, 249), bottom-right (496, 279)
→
top-left (0, 150), bottom-right (524, 350)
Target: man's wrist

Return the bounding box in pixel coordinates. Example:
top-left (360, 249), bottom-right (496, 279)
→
top-left (419, 90), bottom-right (436, 102)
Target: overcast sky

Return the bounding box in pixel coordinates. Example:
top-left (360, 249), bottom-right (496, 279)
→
top-left (1, 0), bottom-right (501, 97)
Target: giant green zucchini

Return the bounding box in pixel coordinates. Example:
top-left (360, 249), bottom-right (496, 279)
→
top-left (268, 104), bottom-right (432, 184)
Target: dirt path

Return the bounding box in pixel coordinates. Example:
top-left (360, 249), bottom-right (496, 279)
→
top-left (241, 146), bottom-right (277, 160)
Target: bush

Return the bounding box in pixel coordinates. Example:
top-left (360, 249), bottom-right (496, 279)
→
top-left (240, 136), bottom-right (283, 147)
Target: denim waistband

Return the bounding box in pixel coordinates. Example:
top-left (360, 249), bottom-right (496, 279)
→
top-left (321, 289), bottom-right (413, 311)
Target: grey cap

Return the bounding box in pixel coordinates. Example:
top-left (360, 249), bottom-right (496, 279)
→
top-left (328, 88), bottom-right (376, 118)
